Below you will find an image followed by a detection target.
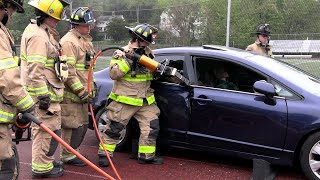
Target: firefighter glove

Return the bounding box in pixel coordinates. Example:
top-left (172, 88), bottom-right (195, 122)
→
top-left (125, 49), bottom-right (135, 59)
top-left (78, 89), bottom-right (92, 103)
top-left (38, 95), bottom-right (51, 110)
top-left (20, 104), bottom-right (35, 115)
top-left (125, 50), bottom-right (139, 64)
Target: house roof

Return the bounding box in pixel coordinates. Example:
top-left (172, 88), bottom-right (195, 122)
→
top-left (270, 40), bottom-right (320, 53)
top-left (97, 15), bottom-right (124, 22)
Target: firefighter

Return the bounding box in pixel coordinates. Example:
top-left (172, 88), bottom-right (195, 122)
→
top-left (20, 0), bottom-right (69, 178)
top-left (98, 23), bottom-right (163, 167)
top-left (59, 7), bottom-right (96, 166)
top-left (246, 24), bottom-right (273, 57)
top-left (0, 0), bottom-right (35, 179)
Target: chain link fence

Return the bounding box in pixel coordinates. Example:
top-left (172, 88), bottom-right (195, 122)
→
top-left (9, 0), bottom-right (319, 76)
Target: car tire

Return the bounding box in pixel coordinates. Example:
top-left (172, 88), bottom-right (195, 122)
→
top-left (94, 108), bottom-right (130, 151)
top-left (300, 132), bottom-right (320, 180)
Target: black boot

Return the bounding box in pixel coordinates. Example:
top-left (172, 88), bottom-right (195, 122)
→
top-left (138, 156), bottom-right (164, 165)
top-left (0, 156), bottom-right (17, 180)
top-left (63, 157), bottom-right (87, 166)
top-left (53, 160), bottom-right (63, 168)
top-left (129, 139), bottom-right (139, 160)
top-left (32, 167), bottom-right (64, 179)
top-left (98, 156), bottom-right (109, 167)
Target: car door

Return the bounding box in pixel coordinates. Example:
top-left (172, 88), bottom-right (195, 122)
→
top-left (152, 55), bottom-right (191, 145)
top-left (188, 56), bottom-right (288, 158)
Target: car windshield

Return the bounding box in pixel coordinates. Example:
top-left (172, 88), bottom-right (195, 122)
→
top-left (247, 55), bottom-right (320, 95)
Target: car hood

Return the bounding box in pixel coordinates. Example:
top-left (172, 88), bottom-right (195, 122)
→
top-left (247, 55), bottom-right (320, 95)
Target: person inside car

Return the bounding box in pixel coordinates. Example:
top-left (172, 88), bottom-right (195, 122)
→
top-left (214, 65), bottom-right (238, 90)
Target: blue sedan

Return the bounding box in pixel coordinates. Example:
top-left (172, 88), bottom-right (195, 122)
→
top-left (89, 45), bottom-right (320, 180)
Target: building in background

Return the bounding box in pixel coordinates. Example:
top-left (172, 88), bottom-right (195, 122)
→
top-left (270, 40), bottom-right (320, 58)
top-left (96, 11), bottom-right (125, 40)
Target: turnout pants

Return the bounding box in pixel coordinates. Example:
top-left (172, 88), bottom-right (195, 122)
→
top-left (0, 124), bottom-right (18, 180)
top-left (60, 101), bottom-right (88, 161)
top-left (31, 102), bottom-right (61, 173)
top-left (99, 101), bottom-right (160, 160)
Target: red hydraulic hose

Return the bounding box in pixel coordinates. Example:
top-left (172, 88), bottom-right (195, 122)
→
top-left (22, 113), bottom-right (115, 180)
top-left (87, 49), bottom-right (122, 180)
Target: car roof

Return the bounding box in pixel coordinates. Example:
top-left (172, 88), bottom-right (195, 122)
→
top-left (153, 45), bottom-right (320, 96)
top-left (153, 45), bottom-right (262, 62)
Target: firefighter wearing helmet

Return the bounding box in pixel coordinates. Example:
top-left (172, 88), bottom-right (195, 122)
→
top-left (98, 23), bottom-right (163, 167)
top-left (20, 0), bottom-right (70, 178)
top-left (0, 0), bottom-right (35, 179)
top-left (59, 7), bottom-right (96, 166)
top-left (246, 24), bottom-right (273, 57)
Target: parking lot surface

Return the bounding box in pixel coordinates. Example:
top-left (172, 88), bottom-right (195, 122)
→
top-left (17, 129), bottom-right (307, 180)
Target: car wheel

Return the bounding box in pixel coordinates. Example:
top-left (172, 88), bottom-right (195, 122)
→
top-left (300, 132), bottom-right (320, 180)
top-left (94, 108), bottom-right (130, 150)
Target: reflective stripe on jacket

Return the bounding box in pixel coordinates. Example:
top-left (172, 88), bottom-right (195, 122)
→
top-left (60, 29), bottom-right (95, 103)
top-left (20, 20), bottom-right (64, 103)
top-left (108, 41), bottom-right (156, 106)
top-left (0, 22), bottom-right (34, 123)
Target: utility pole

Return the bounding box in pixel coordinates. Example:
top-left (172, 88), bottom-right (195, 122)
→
top-left (136, 5), bottom-right (139, 23)
top-left (226, 0), bottom-right (231, 47)
top-left (69, 1), bottom-right (72, 15)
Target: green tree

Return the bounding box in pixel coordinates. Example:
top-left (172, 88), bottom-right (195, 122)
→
top-left (106, 18), bottom-right (128, 42)
top-left (157, 0), bottom-right (202, 46)
top-left (8, 0), bottom-right (34, 42)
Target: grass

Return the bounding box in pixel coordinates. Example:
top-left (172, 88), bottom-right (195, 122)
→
top-left (279, 58), bottom-right (320, 78)
top-left (94, 56), bottom-right (111, 72)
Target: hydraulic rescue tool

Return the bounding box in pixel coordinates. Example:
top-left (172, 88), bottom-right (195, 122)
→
top-left (123, 48), bottom-right (190, 85)
top-left (12, 113), bottom-right (32, 144)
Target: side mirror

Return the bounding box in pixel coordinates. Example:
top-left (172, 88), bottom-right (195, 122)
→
top-left (253, 81), bottom-right (277, 105)
top-left (253, 80), bottom-right (276, 98)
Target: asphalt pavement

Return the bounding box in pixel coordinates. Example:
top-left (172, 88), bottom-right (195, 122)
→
top-left (16, 129), bottom-right (307, 180)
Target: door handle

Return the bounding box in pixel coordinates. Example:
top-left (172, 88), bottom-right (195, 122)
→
top-left (192, 96), bottom-right (213, 106)
top-left (192, 97), bottom-right (213, 102)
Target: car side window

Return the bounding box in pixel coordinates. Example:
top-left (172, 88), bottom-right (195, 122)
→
top-left (193, 56), bottom-right (267, 93)
top-left (271, 80), bottom-right (295, 98)
top-left (154, 55), bottom-right (185, 83)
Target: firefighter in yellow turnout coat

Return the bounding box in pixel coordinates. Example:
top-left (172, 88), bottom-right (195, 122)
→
top-left (246, 24), bottom-right (273, 57)
top-left (0, 0), bottom-right (35, 179)
top-left (99, 24), bottom-right (163, 167)
top-left (20, 0), bottom-right (69, 178)
top-left (60, 7), bottom-right (96, 166)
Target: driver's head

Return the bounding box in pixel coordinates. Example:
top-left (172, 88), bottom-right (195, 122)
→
top-left (214, 65), bottom-right (229, 80)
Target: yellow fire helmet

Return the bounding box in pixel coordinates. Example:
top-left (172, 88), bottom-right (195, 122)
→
top-left (28, 0), bottom-right (70, 20)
